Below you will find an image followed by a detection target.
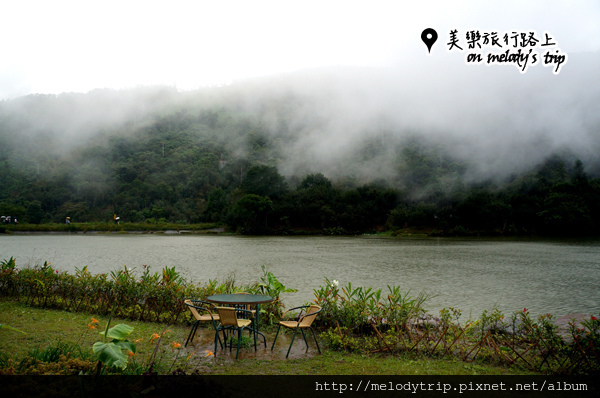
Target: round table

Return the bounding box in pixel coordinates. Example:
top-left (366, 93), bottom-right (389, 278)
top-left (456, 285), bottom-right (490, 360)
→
top-left (206, 294), bottom-right (274, 345)
top-left (206, 294), bottom-right (274, 306)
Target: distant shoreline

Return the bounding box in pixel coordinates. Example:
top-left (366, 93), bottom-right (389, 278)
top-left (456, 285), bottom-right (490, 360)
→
top-left (3, 228), bottom-right (600, 241)
top-left (1, 227), bottom-right (227, 235)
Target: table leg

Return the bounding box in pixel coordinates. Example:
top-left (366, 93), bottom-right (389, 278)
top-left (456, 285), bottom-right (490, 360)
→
top-left (254, 303), bottom-right (267, 347)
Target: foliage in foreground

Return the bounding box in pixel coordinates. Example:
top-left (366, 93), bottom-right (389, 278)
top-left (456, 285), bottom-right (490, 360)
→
top-left (313, 278), bottom-right (599, 376)
top-left (1, 257), bottom-right (598, 376)
top-left (0, 256), bottom-right (291, 326)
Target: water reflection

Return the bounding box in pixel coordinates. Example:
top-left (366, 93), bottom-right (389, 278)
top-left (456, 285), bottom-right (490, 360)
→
top-left (185, 328), bottom-right (318, 362)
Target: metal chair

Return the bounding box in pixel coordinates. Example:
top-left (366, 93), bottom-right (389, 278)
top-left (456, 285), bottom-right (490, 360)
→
top-left (233, 292), bottom-right (257, 316)
top-left (184, 299), bottom-right (221, 347)
top-left (214, 306), bottom-right (257, 359)
top-left (233, 292), bottom-right (261, 342)
top-left (271, 304), bottom-right (321, 358)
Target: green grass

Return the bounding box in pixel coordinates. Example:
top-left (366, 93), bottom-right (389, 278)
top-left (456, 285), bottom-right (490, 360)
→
top-left (0, 298), bottom-right (537, 375)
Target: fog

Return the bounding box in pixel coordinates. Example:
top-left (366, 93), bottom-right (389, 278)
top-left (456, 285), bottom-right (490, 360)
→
top-left (2, 0), bottom-right (600, 187)
top-left (2, 47), bottom-right (599, 189)
top-left (215, 49), bottom-right (600, 182)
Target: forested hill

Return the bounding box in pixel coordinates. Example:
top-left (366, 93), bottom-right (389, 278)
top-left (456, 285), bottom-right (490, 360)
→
top-left (1, 79), bottom-right (599, 236)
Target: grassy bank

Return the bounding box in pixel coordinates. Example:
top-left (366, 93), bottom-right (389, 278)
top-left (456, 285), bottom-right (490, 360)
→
top-left (0, 298), bottom-right (534, 375)
top-left (0, 222), bottom-right (224, 233)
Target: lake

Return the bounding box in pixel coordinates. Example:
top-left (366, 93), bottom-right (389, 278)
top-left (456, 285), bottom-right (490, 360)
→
top-left (1, 233), bottom-right (599, 319)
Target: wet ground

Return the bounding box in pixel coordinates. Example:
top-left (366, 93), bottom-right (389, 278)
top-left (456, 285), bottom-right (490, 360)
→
top-left (183, 327), bottom-right (320, 362)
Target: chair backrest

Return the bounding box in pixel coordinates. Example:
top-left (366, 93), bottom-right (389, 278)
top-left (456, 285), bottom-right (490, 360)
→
top-left (299, 305), bottom-right (321, 327)
top-left (216, 306), bottom-right (238, 327)
top-left (185, 299), bottom-right (202, 321)
top-left (185, 299), bottom-right (216, 321)
top-left (234, 292), bottom-right (254, 317)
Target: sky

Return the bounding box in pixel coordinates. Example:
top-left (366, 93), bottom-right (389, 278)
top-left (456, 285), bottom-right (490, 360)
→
top-left (1, 0), bottom-right (599, 99)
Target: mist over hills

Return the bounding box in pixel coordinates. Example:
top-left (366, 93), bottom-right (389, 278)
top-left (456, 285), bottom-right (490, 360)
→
top-left (1, 53), bottom-right (599, 234)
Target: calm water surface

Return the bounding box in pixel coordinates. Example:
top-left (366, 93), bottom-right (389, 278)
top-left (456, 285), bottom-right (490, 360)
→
top-left (1, 234), bottom-right (599, 318)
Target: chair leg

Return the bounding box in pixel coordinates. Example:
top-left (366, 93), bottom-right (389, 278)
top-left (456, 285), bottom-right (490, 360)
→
top-left (214, 327), bottom-right (220, 357)
top-left (211, 321), bottom-right (224, 349)
top-left (235, 328), bottom-right (244, 359)
top-left (286, 327), bottom-right (300, 358)
top-left (187, 321), bottom-right (225, 349)
top-left (300, 328), bottom-right (309, 348)
top-left (215, 328), bottom-right (224, 349)
top-left (215, 326), bottom-right (232, 357)
top-left (250, 317), bottom-right (266, 347)
top-left (185, 322), bottom-right (199, 347)
top-left (270, 324), bottom-right (282, 350)
top-left (220, 329), bottom-right (228, 349)
top-left (310, 327), bottom-right (321, 354)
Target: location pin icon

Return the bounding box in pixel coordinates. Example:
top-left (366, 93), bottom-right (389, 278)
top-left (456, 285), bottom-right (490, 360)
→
top-left (421, 28), bottom-right (438, 53)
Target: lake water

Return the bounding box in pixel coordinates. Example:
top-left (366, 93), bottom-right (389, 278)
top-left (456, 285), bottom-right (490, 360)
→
top-left (1, 233), bottom-right (599, 319)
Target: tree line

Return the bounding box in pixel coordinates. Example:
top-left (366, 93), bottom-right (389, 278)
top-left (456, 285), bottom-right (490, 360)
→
top-left (1, 91), bottom-right (599, 236)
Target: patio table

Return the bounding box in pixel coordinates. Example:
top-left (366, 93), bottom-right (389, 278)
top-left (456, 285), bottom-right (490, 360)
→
top-left (205, 294), bottom-right (273, 346)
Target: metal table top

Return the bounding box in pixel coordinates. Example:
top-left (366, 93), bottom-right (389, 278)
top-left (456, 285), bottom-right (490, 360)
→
top-left (205, 294), bottom-right (274, 305)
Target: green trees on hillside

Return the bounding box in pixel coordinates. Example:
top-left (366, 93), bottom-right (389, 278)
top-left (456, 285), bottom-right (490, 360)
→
top-left (1, 91), bottom-right (599, 236)
top-left (228, 194), bottom-right (274, 233)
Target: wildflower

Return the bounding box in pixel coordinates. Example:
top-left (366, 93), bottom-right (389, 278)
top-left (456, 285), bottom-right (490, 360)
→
top-left (151, 333), bottom-right (160, 340)
top-left (186, 352), bottom-right (196, 361)
top-left (87, 318), bottom-right (100, 329)
top-left (331, 280), bottom-right (339, 288)
top-left (592, 316), bottom-right (597, 321)
top-left (171, 342), bottom-right (182, 349)
top-left (128, 351), bottom-right (135, 358)
top-left (135, 338), bottom-right (143, 343)
top-left (523, 308), bottom-right (528, 312)
top-left (204, 350), bottom-right (214, 357)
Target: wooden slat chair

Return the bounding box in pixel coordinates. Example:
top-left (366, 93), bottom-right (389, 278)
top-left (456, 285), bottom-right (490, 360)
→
top-left (271, 304), bottom-right (322, 358)
top-left (184, 299), bottom-right (221, 347)
top-left (214, 306), bottom-right (257, 359)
